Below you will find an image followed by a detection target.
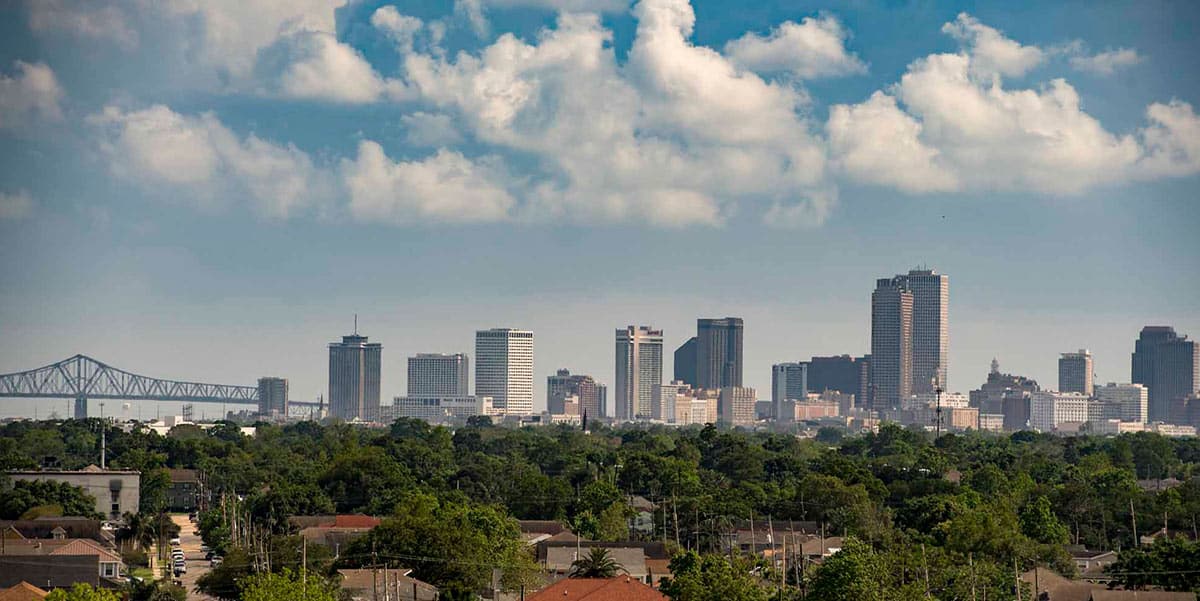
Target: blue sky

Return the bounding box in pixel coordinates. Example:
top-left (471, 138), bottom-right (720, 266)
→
top-left (0, 0), bottom-right (1197, 417)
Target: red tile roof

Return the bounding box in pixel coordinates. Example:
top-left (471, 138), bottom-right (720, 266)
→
top-left (332, 515), bottom-right (381, 528)
top-left (527, 577), bottom-right (667, 601)
top-left (0, 582), bottom-right (49, 601)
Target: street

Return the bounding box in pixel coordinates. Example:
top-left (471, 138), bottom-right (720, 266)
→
top-left (171, 514), bottom-right (216, 600)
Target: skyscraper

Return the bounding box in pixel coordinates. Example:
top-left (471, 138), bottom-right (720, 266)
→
top-left (674, 337), bottom-right (698, 387)
top-left (408, 353), bottom-right (469, 397)
top-left (547, 369), bottom-right (604, 417)
top-left (1132, 326), bottom-right (1200, 422)
top-left (894, 269), bottom-right (949, 393)
top-left (475, 328), bottom-right (534, 416)
top-left (1058, 350), bottom-right (1094, 396)
top-left (697, 318), bottom-right (743, 390)
top-left (807, 355), bottom-right (870, 404)
top-left (718, 386), bottom-right (757, 427)
top-left (257, 377), bottom-right (288, 417)
top-left (329, 333), bottom-right (382, 420)
top-left (615, 325), bottom-right (663, 421)
top-left (771, 362), bottom-right (808, 419)
top-left (870, 277), bottom-right (913, 410)
top-left (1095, 383), bottom-right (1148, 424)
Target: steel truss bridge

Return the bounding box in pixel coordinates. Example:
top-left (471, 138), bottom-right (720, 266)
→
top-left (0, 354), bottom-right (261, 418)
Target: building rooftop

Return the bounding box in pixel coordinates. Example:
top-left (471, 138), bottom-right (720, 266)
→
top-left (0, 582), bottom-right (49, 601)
top-left (527, 577), bottom-right (666, 601)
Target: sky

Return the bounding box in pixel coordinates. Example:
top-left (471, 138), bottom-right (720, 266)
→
top-left (0, 0), bottom-right (1198, 418)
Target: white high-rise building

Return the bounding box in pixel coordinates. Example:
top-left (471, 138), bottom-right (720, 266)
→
top-left (772, 362), bottom-right (808, 421)
top-left (1030, 391), bottom-right (1091, 432)
top-left (408, 353), bottom-right (469, 397)
top-left (896, 269), bottom-right (949, 394)
top-left (1096, 383), bottom-right (1149, 424)
top-left (653, 381), bottom-right (691, 422)
top-left (615, 326), bottom-right (663, 421)
top-left (1058, 350), bottom-right (1094, 397)
top-left (475, 329), bottom-right (534, 416)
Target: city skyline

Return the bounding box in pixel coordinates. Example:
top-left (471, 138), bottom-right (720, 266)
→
top-left (0, 0), bottom-right (1198, 418)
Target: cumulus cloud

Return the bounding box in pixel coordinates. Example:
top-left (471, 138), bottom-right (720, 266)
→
top-left (89, 105), bottom-right (329, 217)
top-left (27, 0), bottom-right (138, 49)
top-left (1070, 47), bottom-right (1142, 76)
top-left (401, 112), bottom-right (464, 147)
top-left (256, 31), bottom-right (408, 103)
top-left (0, 190), bottom-right (35, 220)
top-left (942, 13), bottom-right (1043, 79)
top-left (724, 15), bottom-right (866, 79)
top-left (371, 6), bottom-right (425, 53)
top-left (341, 141), bottom-right (515, 224)
top-left (0, 61), bottom-right (64, 129)
top-left (828, 13), bottom-right (1200, 195)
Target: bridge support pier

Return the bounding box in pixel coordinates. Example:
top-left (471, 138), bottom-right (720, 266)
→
top-left (74, 396), bottom-right (88, 419)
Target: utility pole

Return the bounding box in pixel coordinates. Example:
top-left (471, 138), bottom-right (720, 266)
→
top-left (100, 402), bottom-right (106, 469)
top-left (1131, 499), bottom-right (1139, 548)
top-left (301, 536), bottom-right (307, 599)
top-left (934, 378), bottom-right (944, 439)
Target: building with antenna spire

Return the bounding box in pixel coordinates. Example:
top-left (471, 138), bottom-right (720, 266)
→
top-left (328, 319), bottom-right (382, 421)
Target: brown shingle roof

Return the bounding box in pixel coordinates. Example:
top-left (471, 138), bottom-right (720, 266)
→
top-left (0, 582), bottom-right (49, 601)
top-left (1090, 591), bottom-right (1197, 601)
top-left (527, 577), bottom-right (667, 601)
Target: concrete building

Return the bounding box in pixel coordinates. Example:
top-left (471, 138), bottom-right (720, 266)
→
top-left (329, 333), bottom-right (382, 421)
top-left (1058, 350), bottom-right (1094, 397)
top-left (547, 369), bottom-right (605, 417)
top-left (718, 386), bottom-right (756, 427)
top-left (653, 381), bottom-right (691, 422)
top-left (380, 396), bottom-right (493, 423)
top-left (896, 269), bottom-right (950, 394)
top-left (1030, 391), bottom-right (1091, 433)
top-left (870, 277), bottom-right (913, 410)
top-left (1095, 383), bottom-right (1149, 424)
top-left (475, 329), bottom-right (534, 416)
top-left (771, 362), bottom-right (808, 421)
top-left (8, 466), bottom-right (139, 521)
top-left (697, 318), bottom-right (744, 390)
top-left (807, 355), bottom-right (869, 406)
top-left (673, 337), bottom-right (698, 387)
top-left (257, 377), bottom-right (288, 417)
top-left (969, 359), bottom-right (1040, 430)
top-left (1131, 326), bottom-right (1200, 422)
top-left (615, 326), bottom-right (664, 421)
top-left (407, 353), bottom-right (469, 397)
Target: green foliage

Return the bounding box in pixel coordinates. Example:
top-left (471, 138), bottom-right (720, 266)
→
top-left (1108, 536), bottom-right (1200, 592)
top-left (1019, 496), bottom-right (1069, 545)
top-left (807, 538), bottom-right (893, 601)
top-left (196, 547), bottom-right (255, 600)
top-left (45, 584), bottom-right (121, 601)
top-left (570, 547), bottom-right (624, 578)
top-left (660, 552), bottom-right (768, 601)
top-left (0, 478), bottom-right (102, 519)
top-left (239, 569), bottom-right (341, 601)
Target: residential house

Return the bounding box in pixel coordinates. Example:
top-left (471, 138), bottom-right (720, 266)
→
top-left (537, 541), bottom-right (672, 587)
top-left (167, 469), bottom-right (202, 512)
top-left (1090, 592), bottom-right (1196, 601)
top-left (289, 515), bottom-right (381, 554)
top-left (337, 568), bottom-right (438, 601)
top-left (517, 520), bottom-right (576, 546)
top-left (1067, 547), bottom-right (1117, 577)
top-left (0, 582), bottom-right (49, 601)
top-left (527, 577), bottom-right (667, 601)
top-left (0, 517), bottom-right (112, 548)
top-left (0, 538), bottom-right (124, 589)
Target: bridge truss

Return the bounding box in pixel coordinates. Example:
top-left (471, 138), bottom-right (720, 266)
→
top-left (0, 354), bottom-right (259, 418)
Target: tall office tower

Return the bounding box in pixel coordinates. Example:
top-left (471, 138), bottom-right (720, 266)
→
top-left (329, 333), bottom-right (382, 420)
top-left (674, 337), bottom-right (698, 386)
top-left (615, 326), bottom-right (664, 421)
top-left (407, 353), bottom-right (469, 397)
top-left (771, 362), bottom-right (809, 419)
top-left (596, 384), bottom-right (608, 417)
top-left (257, 377), bottom-right (288, 417)
top-left (870, 278), bottom-right (913, 410)
top-left (718, 386), bottom-right (757, 427)
top-left (1058, 350), bottom-right (1094, 396)
top-left (697, 318), bottom-right (744, 390)
top-left (548, 369), bottom-right (604, 417)
top-left (888, 269), bottom-right (950, 393)
top-left (475, 329), bottom-right (534, 416)
top-left (807, 355), bottom-right (870, 403)
top-left (1096, 383), bottom-right (1149, 424)
top-left (1132, 326), bottom-right (1200, 422)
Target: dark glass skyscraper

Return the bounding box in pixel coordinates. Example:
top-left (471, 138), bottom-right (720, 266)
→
top-left (696, 318), bottom-right (743, 390)
top-left (674, 337), bottom-right (697, 387)
top-left (1132, 326), bottom-right (1200, 422)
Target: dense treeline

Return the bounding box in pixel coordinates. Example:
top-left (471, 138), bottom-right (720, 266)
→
top-left (2, 418), bottom-right (1200, 599)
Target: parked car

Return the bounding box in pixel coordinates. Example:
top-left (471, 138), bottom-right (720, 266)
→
top-left (169, 537), bottom-right (181, 546)
top-left (210, 556), bottom-right (223, 567)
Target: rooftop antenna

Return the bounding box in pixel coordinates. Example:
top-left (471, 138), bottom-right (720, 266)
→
top-left (354, 313), bottom-right (358, 335)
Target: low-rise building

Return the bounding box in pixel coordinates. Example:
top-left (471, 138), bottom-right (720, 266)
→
top-left (337, 568), bottom-right (438, 601)
top-left (1030, 391), bottom-right (1091, 433)
top-left (378, 396), bottom-right (494, 423)
top-left (7, 466), bottom-right (139, 521)
top-left (0, 538), bottom-right (124, 588)
top-left (528, 577), bottom-right (667, 601)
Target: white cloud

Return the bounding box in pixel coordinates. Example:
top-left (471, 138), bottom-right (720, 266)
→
top-left (89, 105), bottom-right (328, 217)
top-left (0, 190), bottom-right (35, 220)
top-left (26, 0), bottom-right (138, 49)
top-left (341, 141), bottom-right (515, 224)
top-left (257, 31), bottom-right (408, 103)
top-left (483, 0), bottom-right (628, 11)
top-left (1069, 47), bottom-right (1142, 76)
top-left (828, 13), bottom-right (1200, 195)
top-left (827, 91), bottom-right (957, 193)
top-left (942, 13), bottom-right (1043, 79)
top-left (0, 61), bottom-right (64, 129)
top-left (455, 0), bottom-right (490, 38)
top-left (371, 6), bottom-right (425, 53)
top-left (724, 15), bottom-right (866, 79)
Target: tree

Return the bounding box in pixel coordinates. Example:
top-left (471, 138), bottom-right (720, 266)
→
top-left (1107, 536), bottom-right (1200, 592)
top-left (660, 552), bottom-right (769, 601)
top-left (807, 538), bottom-right (891, 601)
top-left (45, 584), bottom-right (121, 601)
top-left (1019, 496), bottom-right (1069, 545)
top-left (570, 547), bottom-right (624, 578)
top-left (239, 569), bottom-right (341, 601)
top-left (0, 479), bottom-right (102, 520)
top-left (116, 511), bottom-right (157, 552)
top-left (595, 502), bottom-right (631, 541)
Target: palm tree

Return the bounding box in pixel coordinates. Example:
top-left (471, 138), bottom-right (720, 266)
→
top-left (116, 511), bottom-right (156, 552)
top-left (569, 547), bottom-right (625, 578)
